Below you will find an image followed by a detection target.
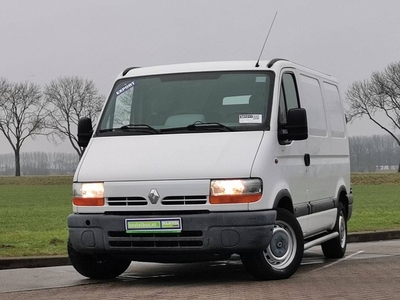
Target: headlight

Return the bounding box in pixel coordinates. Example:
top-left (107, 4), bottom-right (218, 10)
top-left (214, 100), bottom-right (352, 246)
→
top-left (73, 182), bottom-right (104, 206)
top-left (210, 179), bottom-right (262, 204)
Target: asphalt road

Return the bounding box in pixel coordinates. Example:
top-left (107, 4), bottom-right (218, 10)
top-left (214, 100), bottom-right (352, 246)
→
top-left (1, 239), bottom-right (399, 299)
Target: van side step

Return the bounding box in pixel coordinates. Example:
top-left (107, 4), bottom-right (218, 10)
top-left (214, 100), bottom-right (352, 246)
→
top-left (304, 232), bottom-right (339, 250)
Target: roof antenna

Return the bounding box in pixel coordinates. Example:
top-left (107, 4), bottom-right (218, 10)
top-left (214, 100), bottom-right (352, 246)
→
top-left (255, 11), bottom-right (278, 68)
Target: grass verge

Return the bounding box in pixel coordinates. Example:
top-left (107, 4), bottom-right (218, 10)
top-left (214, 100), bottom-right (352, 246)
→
top-left (348, 173), bottom-right (400, 232)
top-left (0, 176), bottom-right (72, 257)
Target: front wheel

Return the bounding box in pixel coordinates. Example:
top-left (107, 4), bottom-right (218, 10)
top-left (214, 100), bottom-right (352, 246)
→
top-left (68, 240), bottom-right (131, 279)
top-left (241, 208), bottom-right (304, 280)
top-left (321, 202), bottom-right (347, 258)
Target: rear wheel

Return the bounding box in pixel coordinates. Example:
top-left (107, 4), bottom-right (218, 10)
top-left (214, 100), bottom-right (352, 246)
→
top-left (68, 240), bottom-right (131, 279)
top-left (321, 202), bottom-right (347, 258)
top-left (241, 208), bottom-right (304, 280)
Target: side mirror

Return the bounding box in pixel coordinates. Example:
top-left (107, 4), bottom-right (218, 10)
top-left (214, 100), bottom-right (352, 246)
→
top-left (285, 108), bottom-right (308, 141)
top-left (77, 117), bottom-right (93, 148)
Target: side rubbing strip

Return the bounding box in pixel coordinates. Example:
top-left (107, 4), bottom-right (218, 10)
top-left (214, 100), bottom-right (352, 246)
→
top-left (294, 204), bottom-right (310, 218)
top-left (294, 198), bottom-right (335, 217)
top-left (310, 198), bottom-right (335, 214)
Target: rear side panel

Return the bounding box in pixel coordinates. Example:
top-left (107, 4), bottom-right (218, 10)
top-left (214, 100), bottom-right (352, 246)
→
top-left (296, 68), bottom-right (350, 236)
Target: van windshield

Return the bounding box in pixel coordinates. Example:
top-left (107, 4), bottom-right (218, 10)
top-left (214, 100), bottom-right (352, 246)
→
top-left (98, 71), bottom-right (274, 135)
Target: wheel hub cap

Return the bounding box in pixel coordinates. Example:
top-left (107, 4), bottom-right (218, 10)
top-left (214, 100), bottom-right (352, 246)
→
top-left (270, 229), bottom-right (289, 257)
top-left (263, 220), bottom-right (297, 270)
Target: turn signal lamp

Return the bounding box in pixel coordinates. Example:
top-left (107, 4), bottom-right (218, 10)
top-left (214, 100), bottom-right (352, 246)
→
top-left (210, 179), bottom-right (262, 204)
top-left (73, 183), bottom-right (104, 206)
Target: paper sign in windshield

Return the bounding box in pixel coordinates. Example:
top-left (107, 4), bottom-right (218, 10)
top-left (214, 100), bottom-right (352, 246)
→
top-left (239, 114), bottom-right (262, 124)
top-left (116, 81), bottom-right (135, 96)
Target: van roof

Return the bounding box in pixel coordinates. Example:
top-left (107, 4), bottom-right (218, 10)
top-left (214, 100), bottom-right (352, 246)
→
top-left (118, 59), bottom-right (336, 81)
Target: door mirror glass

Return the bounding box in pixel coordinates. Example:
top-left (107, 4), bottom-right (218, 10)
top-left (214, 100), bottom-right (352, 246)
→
top-left (77, 117), bottom-right (93, 147)
top-left (285, 108), bottom-right (308, 141)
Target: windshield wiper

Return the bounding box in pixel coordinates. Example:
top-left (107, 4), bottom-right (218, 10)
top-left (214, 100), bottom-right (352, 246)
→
top-left (186, 121), bottom-right (233, 132)
top-left (119, 124), bottom-right (160, 134)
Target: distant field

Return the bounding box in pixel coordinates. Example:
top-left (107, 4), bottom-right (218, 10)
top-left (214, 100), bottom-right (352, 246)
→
top-left (0, 176), bottom-right (73, 186)
top-left (351, 172), bottom-right (400, 185)
top-left (0, 174), bottom-right (399, 257)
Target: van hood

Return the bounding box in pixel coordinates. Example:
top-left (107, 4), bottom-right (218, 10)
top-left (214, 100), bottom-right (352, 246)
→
top-left (74, 131), bottom-right (264, 182)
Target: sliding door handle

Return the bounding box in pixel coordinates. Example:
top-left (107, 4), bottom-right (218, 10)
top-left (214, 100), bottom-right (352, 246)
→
top-left (304, 153), bottom-right (310, 166)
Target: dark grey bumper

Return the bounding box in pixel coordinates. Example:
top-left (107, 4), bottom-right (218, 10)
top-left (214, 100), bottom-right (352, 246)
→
top-left (68, 210), bottom-right (276, 261)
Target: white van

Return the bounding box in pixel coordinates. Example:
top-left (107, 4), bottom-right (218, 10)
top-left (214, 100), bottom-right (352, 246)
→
top-left (68, 59), bottom-right (353, 280)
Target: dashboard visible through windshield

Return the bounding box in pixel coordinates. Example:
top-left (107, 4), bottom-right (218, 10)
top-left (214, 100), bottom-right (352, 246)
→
top-left (98, 71), bottom-right (274, 135)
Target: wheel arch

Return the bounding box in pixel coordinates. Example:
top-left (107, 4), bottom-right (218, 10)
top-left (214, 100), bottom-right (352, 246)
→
top-left (336, 185), bottom-right (351, 220)
top-left (272, 189), bottom-right (294, 214)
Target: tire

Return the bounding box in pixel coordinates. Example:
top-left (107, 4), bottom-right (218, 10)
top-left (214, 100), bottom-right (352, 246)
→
top-left (321, 202), bottom-right (347, 259)
top-left (68, 240), bottom-right (131, 279)
top-left (241, 208), bottom-right (304, 280)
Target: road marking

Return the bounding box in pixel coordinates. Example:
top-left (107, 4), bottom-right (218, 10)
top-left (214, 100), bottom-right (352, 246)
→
top-left (121, 274), bottom-right (175, 280)
top-left (301, 258), bottom-right (325, 265)
top-left (310, 250), bottom-right (364, 272)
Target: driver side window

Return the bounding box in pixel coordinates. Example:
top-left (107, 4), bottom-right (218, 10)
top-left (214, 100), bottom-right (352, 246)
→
top-left (279, 73), bottom-right (300, 125)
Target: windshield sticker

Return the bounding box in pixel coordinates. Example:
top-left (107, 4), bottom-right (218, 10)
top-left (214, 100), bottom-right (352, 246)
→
top-left (256, 76), bottom-right (267, 83)
top-left (116, 81), bottom-right (135, 96)
top-left (223, 95), bottom-right (251, 105)
top-left (239, 114), bottom-right (262, 124)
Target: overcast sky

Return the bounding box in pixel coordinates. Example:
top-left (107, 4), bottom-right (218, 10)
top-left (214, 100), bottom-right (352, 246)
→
top-left (1, 0), bottom-right (400, 154)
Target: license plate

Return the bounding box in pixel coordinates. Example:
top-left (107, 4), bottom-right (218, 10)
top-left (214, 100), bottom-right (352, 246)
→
top-left (125, 218), bottom-right (182, 234)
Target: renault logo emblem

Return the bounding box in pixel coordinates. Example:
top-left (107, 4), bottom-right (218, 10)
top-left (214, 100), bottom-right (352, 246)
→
top-left (148, 189), bottom-right (160, 204)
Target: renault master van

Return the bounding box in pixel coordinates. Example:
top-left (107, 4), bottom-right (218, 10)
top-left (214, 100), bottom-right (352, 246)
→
top-left (68, 59), bottom-right (353, 280)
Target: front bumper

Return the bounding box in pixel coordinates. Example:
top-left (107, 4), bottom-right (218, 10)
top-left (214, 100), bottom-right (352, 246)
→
top-left (68, 210), bottom-right (276, 262)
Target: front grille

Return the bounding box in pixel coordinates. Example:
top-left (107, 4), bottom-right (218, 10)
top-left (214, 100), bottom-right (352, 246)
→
top-left (107, 195), bottom-right (208, 206)
top-left (107, 197), bottom-right (147, 206)
top-left (108, 231), bottom-right (204, 248)
top-left (162, 195), bottom-right (207, 205)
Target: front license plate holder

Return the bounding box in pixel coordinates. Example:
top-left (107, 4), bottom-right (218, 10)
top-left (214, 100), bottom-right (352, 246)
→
top-left (125, 218), bottom-right (182, 234)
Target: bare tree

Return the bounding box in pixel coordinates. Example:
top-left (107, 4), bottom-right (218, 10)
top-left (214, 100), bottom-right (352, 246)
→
top-left (346, 61), bottom-right (400, 171)
top-left (43, 77), bottom-right (105, 158)
top-left (0, 78), bottom-right (46, 176)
